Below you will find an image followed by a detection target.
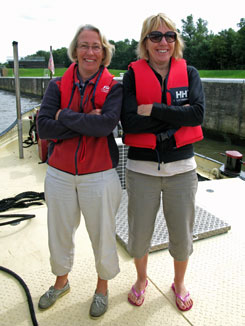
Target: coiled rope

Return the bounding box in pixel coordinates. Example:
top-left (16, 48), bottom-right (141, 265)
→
top-left (0, 191), bottom-right (44, 226)
top-left (0, 191), bottom-right (45, 212)
top-left (0, 191), bottom-right (43, 324)
top-left (22, 117), bottom-right (38, 148)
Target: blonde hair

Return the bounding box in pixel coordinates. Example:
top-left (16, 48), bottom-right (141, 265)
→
top-left (67, 24), bottom-right (115, 67)
top-left (137, 13), bottom-right (184, 60)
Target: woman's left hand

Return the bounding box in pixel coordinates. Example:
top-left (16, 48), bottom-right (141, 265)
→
top-left (137, 104), bottom-right (153, 116)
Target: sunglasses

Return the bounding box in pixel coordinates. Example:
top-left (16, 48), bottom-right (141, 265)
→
top-left (146, 31), bottom-right (177, 43)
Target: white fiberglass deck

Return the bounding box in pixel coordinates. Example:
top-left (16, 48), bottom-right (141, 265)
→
top-left (0, 138), bottom-right (244, 326)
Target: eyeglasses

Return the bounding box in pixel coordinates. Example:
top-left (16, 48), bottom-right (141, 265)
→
top-left (146, 31), bottom-right (177, 43)
top-left (77, 44), bottom-right (102, 53)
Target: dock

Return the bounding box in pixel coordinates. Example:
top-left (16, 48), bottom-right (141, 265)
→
top-left (0, 135), bottom-right (244, 326)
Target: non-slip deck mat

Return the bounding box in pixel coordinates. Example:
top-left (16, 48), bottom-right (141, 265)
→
top-left (115, 141), bottom-right (231, 254)
top-left (115, 191), bottom-right (231, 254)
top-left (115, 141), bottom-right (128, 189)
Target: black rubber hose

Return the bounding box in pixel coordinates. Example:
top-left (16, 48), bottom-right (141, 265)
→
top-left (0, 266), bottom-right (39, 326)
top-left (0, 214), bottom-right (35, 226)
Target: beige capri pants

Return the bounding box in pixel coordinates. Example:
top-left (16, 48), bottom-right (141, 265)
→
top-left (45, 166), bottom-right (122, 280)
top-left (126, 168), bottom-right (198, 261)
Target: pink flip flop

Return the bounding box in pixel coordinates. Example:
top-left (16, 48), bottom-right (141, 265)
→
top-left (128, 280), bottom-right (148, 306)
top-left (171, 283), bottom-right (193, 311)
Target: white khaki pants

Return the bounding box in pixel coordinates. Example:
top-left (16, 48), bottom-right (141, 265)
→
top-left (45, 166), bottom-right (122, 280)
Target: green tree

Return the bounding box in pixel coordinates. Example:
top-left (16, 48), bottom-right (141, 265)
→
top-left (181, 15), bottom-right (212, 69)
top-left (234, 18), bottom-right (245, 68)
top-left (237, 18), bottom-right (245, 28)
top-left (4, 17), bottom-right (244, 70)
top-left (210, 28), bottom-right (237, 69)
top-left (53, 47), bottom-right (71, 67)
top-left (28, 48), bottom-right (71, 67)
top-left (109, 39), bottom-right (138, 69)
top-left (181, 15), bottom-right (196, 40)
top-left (32, 50), bottom-right (49, 62)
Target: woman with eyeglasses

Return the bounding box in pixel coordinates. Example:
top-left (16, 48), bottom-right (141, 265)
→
top-left (121, 13), bottom-right (205, 310)
top-left (37, 24), bottom-right (122, 318)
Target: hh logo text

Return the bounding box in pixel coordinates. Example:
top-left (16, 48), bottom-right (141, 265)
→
top-left (175, 90), bottom-right (188, 99)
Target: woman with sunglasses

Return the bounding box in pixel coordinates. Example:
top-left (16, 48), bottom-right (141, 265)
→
top-left (121, 13), bottom-right (205, 311)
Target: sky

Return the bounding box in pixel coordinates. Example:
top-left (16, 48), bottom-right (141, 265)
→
top-left (1, 0), bottom-right (244, 63)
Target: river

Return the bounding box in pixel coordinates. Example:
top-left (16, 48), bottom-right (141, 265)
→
top-left (0, 89), bottom-right (40, 135)
top-left (0, 89), bottom-right (244, 170)
top-left (194, 135), bottom-right (245, 171)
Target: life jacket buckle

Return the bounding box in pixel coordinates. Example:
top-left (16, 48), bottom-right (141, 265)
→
top-left (157, 132), bottom-right (169, 142)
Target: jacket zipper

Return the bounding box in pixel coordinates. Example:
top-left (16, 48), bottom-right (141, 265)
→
top-left (75, 136), bottom-right (82, 175)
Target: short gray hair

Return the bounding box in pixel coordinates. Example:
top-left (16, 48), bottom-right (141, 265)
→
top-left (67, 24), bottom-right (115, 67)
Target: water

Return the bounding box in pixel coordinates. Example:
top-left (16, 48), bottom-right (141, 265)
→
top-left (0, 90), bottom-right (40, 135)
top-left (194, 134), bottom-right (245, 171)
top-left (0, 89), bottom-right (244, 170)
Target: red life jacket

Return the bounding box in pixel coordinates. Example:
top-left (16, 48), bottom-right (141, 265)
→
top-left (47, 63), bottom-right (118, 175)
top-left (59, 63), bottom-right (114, 110)
top-left (124, 58), bottom-right (203, 149)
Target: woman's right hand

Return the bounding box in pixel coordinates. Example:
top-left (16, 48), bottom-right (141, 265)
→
top-left (137, 104), bottom-right (153, 116)
top-left (88, 109), bottom-right (102, 115)
top-left (55, 109), bottom-right (62, 120)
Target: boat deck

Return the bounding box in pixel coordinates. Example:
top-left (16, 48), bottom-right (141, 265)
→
top-left (0, 138), bottom-right (244, 326)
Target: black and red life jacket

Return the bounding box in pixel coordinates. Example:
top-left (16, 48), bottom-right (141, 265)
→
top-left (124, 58), bottom-right (203, 149)
top-left (38, 64), bottom-right (118, 174)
